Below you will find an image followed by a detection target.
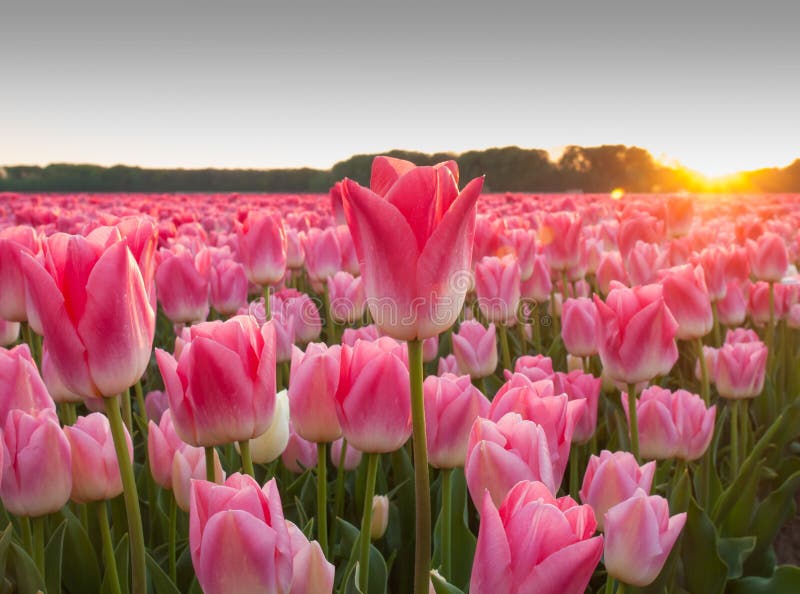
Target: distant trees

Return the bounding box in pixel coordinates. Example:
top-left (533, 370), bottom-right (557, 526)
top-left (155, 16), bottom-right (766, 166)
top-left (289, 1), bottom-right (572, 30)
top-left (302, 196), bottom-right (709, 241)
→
top-left (1, 148), bottom-right (798, 193)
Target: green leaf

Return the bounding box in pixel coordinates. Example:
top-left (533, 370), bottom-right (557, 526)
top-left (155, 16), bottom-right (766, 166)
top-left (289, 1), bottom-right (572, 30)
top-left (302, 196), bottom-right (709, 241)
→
top-left (101, 533), bottom-right (129, 594)
top-left (669, 466), bottom-right (692, 514)
top-left (7, 543), bottom-right (45, 594)
top-left (727, 565), bottom-right (800, 594)
top-left (335, 518), bottom-right (387, 594)
top-left (146, 552), bottom-right (181, 594)
top-left (59, 508), bottom-right (101, 594)
top-left (717, 536), bottom-right (755, 580)
top-left (432, 469), bottom-right (476, 591)
top-left (430, 571), bottom-right (465, 594)
top-left (0, 524), bottom-right (14, 578)
top-left (44, 519), bottom-right (67, 594)
top-left (682, 498), bottom-right (727, 594)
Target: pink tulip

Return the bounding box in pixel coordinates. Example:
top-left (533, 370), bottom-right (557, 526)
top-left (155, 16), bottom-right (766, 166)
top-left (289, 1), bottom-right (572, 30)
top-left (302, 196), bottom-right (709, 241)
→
top-left (488, 373), bottom-right (585, 484)
top-left (237, 211), bottom-right (287, 286)
top-left (422, 335), bottom-right (439, 363)
top-left (144, 390), bottom-right (169, 424)
top-left (626, 241), bottom-right (667, 286)
top-left (541, 212), bottom-right (582, 271)
top-left (156, 315), bottom-right (277, 446)
top-left (437, 354), bottom-right (459, 376)
top-left (336, 225), bottom-right (360, 276)
top-left (594, 283), bottom-right (679, 385)
top-left (22, 228), bottom-right (155, 398)
top-left (470, 481), bottom-right (603, 594)
top-left (0, 319), bottom-right (20, 347)
top-left (148, 409), bottom-right (185, 489)
top-left (580, 450), bottom-right (655, 531)
top-left (304, 227), bottom-right (341, 283)
top-left (715, 341), bottom-right (767, 399)
top-left (327, 271), bottom-right (365, 324)
top-left (330, 437), bottom-right (363, 471)
top-left (0, 225), bottom-right (41, 322)
top-left (173, 446), bottom-right (225, 512)
top-left (513, 354), bottom-right (554, 382)
top-left (725, 327), bottom-right (761, 345)
top-left (451, 320), bottom-right (498, 379)
top-left (285, 229), bottom-right (306, 269)
top-left (0, 344), bottom-right (55, 422)
top-left (475, 255), bottom-right (521, 324)
top-left (330, 181), bottom-right (346, 225)
top-left (508, 229), bottom-right (537, 281)
top-left (341, 324), bottom-right (381, 347)
top-left (190, 475), bottom-right (292, 594)
top-left (622, 386), bottom-right (715, 461)
top-left (561, 298), bottom-right (598, 357)
top-left (595, 251), bottom-right (628, 295)
top-left (466, 413), bottom-right (557, 507)
top-left (603, 490), bottom-right (686, 587)
top-left (273, 289), bottom-right (322, 344)
top-left (335, 337), bottom-right (411, 453)
top-left (288, 343), bottom-right (341, 443)
top-left (341, 156), bottom-right (483, 340)
top-left (695, 246), bottom-right (728, 301)
top-left (552, 371), bottom-right (601, 443)
top-left (286, 521), bottom-right (335, 594)
top-left (659, 264), bottom-right (713, 340)
top-left (1, 409), bottom-right (72, 517)
top-left (747, 232), bottom-right (788, 282)
top-left (282, 423), bottom-right (319, 474)
top-left (520, 254), bottom-right (553, 302)
top-left (717, 281), bottom-right (747, 326)
top-left (423, 373), bottom-right (490, 468)
top-left (695, 345), bottom-right (719, 384)
top-left (209, 259), bottom-right (248, 316)
top-left (65, 412), bottom-right (132, 503)
top-left (155, 247), bottom-right (210, 323)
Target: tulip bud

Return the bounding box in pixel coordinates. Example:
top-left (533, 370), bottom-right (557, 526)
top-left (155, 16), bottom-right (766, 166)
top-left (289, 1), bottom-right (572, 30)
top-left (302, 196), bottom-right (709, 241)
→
top-left (370, 495), bottom-right (390, 540)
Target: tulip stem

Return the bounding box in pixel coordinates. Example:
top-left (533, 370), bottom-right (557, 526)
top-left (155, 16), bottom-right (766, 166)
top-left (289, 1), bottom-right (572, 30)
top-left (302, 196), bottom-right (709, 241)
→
top-left (695, 338), bottom-right (710, 404)
top-left (239, 440), bottom-right (255, 477)
top-left (332, 440), bottom-right (348, 549)
top-left (20, 516), bottom-right (32, 556)
top-left (604, 577), bottom-right (616, 594)
top-left (105, 396), bottom-right (146, 594)
top-left (767, 281), bottom-right (775, 372)
top-left (323, 285), bottom-right (337, 344)
top-left (440, 468), bottom-right (452, 580)
top-left (711, 301), bottom-right (722, 346)
top-left (134, 380), bottom-right (147, 434)
top-left (317, 442), bottom-right (329, 557)
top-left (168, 494), bottom-right (178, 583)
top-left (60, 402), bottom-right (77, 426)
top-left (532, 312), bottom-right (543, 353)
top-left (263, 285), bottom-right (272, 320)
top-left (408, 338), bottom-right (432, 594)
top-left (32, 516), bottom-right (45, 577)
top-left (95, 501), bottom-right (123, 594)
top-left (205, 447), bottom-right (216, 482)
top-left (626, 384), bottom-right (640, 462)
top-left (122, 389), bottom-right (133, 434)
top-left (730, 400), bottom-right (739, 479)
top-left (359, 453), bottom-right (380, 593)
top-left (498, 324), bottom-right (512, 371)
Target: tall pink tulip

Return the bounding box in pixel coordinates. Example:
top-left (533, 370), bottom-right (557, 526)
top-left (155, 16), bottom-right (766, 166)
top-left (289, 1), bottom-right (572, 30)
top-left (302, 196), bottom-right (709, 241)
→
top-left (715, 341), bottom-right (767, 399)
top-left (0, 225), bottom-right (41, 322)
top-left (209, 259), bottom-right (248, 316)
top-left (561, 297), bottom-right (598, 357)
top-left (466, 413), bottom-right (556, 507)
top-left (475, 255), bottom-right (521, 324)
top-left (520, 254), bottom-right (553, 302)
top-left (659, 264), bottom-right (713, 340)
top-left (340, 156), bottom-right (483, 340)
top-left (0, 344), bottom-right (55, 422)
top-left (335, 337), bottom-right (411, 453)
top-left (1, 409), bottom-right (72, 517)
top-left (148, 410), bottom-right (185, 489)
top-left (579, 450), bottom-right (655, 530)
top-left (155, 247), bottom-right (211, 324)
top-left (513, 354), bottom-right (554, 382)
top-left (603, 490), bottom-right (686, 587)
top-left (22, 228), bottom-right (155, 398)
top-left (286, 521), bottom-right (335, 594)
top-left (541, 212), bottom-right (582, 271)
top-left (304, 227), bottom-right (341, 284)
top-left (594, 283), bottom-right (679, 385)
top-left (156, 315), bottom-right (277, 446)
top-left (747, 232), bottom-right (788, 282)
top-left (172, 445), bottom-right (225, 511)
top-left (281, 423), bottom-right (318, 474)
top-left (470, 481), bottom-right (603, 594)
top-left (65, 412), bottom-right (132, 503)
top-left (552, 371), bottom-right (601, 443)
top-left (237, 211), bottom-right (287, 286)
top-left (595, 251), bottom-right (627, 296)
top-left (423, 373), bottom-right (490, 468)
top-left (327, 271), bottom-right (365, 324)
top-left (452, 320), bottom-right (498, 379)
top-left (190, 475), bottom-right (293, 594)
top-left (717, 281), bottom-right (747, 326)
top-left (288, 343), bottom-right (341, 443)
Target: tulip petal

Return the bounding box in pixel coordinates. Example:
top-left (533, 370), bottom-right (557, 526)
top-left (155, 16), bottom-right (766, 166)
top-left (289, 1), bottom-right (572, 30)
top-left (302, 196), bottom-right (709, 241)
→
top-left (470, 490), bottom-right (512, 594)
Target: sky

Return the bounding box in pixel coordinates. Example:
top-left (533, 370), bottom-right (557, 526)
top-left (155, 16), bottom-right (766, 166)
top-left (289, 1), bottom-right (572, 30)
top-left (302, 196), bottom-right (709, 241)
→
top-left (2, 0), bottom-right (799, 177)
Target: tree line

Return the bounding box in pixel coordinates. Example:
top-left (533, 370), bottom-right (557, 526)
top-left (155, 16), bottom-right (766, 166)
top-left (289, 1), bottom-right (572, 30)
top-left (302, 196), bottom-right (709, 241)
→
top-left (1, 145), bottom-right (798, 193)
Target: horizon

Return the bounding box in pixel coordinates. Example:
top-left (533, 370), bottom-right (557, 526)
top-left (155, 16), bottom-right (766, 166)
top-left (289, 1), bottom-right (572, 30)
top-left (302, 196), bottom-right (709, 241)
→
top-left (3, 1), bottom-right (799, 179)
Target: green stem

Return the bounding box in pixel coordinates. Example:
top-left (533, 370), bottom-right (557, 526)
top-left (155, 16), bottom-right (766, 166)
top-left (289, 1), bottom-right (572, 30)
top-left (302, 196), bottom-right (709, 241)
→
top-left (408, 339), bottom-right (431, 594)
top-left (95, 501), bottom-right (123, 594)
top-left (498, 324), bottom-right (512, 371)
top-left (239, 440), bottom-right (255, 476)
top-left (440, 468), bottom-right (453, 580)
top-left (134, 380), bottom-right (147, 432)
top-left (205, 447), bottom-right (216, 482)
top-left (104, 396), bottom-right (146, 594)
top-left (696, 337), bottom-right (710, 404)
top-left (323, 285), bottom-right (337, 344)
top-left (532, 311), bottom-right (543, 353)
top-left (32, 516), bottom-right (45, 577)
top-left (617, 582), bottom-right (626, 594)
top-left (730, 400), bottom-right (739, 479)
top-left (561, 269), bottom-right (570, 301)
top-left (60, 402), bottom-right (77, 426)
top-left (604, 576), bottom-right (616, 594)
top-left (121, 389), bottom-right (133, 434)
top-left (317, 442), bottom-right (329, 557)
top-left (334, 440), bottom-right (348, 525)
top-left (711, 301), bottom-right (722, 347)
top-left (516, 320), bottom-right (527, 357)
top-left (168, 494), bottom-right (177, 583)
top-left (626, 384), bottom-right (640, 462)
top-left (20, 515), bottom-right (32, 557)
top-left (263, 285), bottom-right (272, 321)
top-left (358, 453), bottom-right (380, 594)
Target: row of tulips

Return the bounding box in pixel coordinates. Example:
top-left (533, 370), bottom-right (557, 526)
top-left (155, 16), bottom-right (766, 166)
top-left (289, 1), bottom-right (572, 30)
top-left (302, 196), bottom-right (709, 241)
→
top-left (0, 159), bottom-right (799, 594)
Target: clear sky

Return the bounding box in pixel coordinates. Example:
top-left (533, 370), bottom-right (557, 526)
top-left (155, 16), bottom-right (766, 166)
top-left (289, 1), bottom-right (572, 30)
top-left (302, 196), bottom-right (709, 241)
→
top-left (2, 0), bottom-right (798, 177)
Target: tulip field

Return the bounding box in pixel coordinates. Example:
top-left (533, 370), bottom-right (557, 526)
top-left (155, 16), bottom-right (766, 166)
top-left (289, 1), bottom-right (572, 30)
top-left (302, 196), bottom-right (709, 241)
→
top-left (2, 156), bottom-right (800, 594)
